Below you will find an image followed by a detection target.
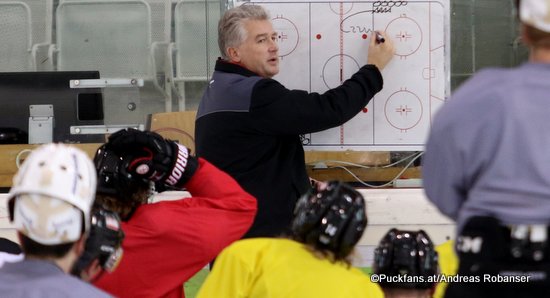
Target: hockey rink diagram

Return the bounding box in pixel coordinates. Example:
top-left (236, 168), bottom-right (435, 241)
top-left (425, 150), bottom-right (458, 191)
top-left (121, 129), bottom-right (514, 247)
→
top-left (250, 0), bottom-right (450, 150)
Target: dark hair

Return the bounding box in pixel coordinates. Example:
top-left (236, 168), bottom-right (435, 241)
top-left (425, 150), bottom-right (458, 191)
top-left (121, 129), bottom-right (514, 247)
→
top-left (19, 234), bottom-right (74, 258)
top-left (95, 189), bottom-right (148, 221)
top-left (516, 0), bottom-right (550, 48)
top-left (524, 25), bottom-right (550, 48)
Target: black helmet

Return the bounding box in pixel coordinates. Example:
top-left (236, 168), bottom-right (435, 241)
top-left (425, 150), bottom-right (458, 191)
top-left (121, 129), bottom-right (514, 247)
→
top-left (94, 144), bottom-right (158, 221)
top-left (71, 207), bottom-right (125, 277)
top-left (94, 143), bottom-right (149, 199)
top-left (373, 229), bottom-right (439, 289)
top-left (291, 181), bottom-right (367, 260)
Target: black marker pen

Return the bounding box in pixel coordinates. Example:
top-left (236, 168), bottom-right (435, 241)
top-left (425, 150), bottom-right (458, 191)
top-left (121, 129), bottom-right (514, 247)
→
top-left (375, 31), bottom-right (385, 44)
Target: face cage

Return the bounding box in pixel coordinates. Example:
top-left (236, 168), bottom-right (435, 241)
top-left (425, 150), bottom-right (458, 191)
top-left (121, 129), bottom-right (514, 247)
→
top-left (103, 246), bottom-right (124, 272)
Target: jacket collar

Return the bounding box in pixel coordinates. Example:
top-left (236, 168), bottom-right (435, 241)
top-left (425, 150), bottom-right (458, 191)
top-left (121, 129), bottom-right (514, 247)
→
top-left (215, 58), bottom-right (259, 77)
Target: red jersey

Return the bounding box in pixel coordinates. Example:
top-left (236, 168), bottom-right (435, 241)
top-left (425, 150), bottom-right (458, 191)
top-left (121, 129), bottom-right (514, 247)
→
top-left (94, 158), bottom-right (257, 297)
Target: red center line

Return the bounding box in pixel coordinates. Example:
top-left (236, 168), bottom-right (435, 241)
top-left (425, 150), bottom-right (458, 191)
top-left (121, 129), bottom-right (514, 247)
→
top-left (339, 2), bottom-right (345, 145)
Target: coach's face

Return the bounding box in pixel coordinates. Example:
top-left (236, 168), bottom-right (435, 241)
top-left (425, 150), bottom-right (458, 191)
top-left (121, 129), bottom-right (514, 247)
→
top-left (228, 19), bottom-right (279, 78)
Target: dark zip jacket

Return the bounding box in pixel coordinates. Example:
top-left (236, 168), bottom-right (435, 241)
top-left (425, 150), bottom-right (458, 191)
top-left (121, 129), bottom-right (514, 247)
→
top-left (195, 59), bottom-right (383, 238)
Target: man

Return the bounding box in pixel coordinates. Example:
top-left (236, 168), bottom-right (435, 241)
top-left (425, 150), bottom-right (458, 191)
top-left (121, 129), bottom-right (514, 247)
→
top-left (91, 129), bottom-right (257, 297)
top-left (0, 144), bottom-right (110, 297)
top-left (196, 181), bottom-right (383, 297)
top-left (195, 4), bottom-right (395, 238)
top-left (372, 229), bottom-right (439, 298)
top-left (422, 0), bottom-right (550, 296)
top-left (71, 207), bottom-right (125, 282)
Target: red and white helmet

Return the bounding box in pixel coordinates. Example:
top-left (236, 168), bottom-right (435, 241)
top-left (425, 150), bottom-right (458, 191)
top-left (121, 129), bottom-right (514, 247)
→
top-left (8, 144), bottom-right (97, 245)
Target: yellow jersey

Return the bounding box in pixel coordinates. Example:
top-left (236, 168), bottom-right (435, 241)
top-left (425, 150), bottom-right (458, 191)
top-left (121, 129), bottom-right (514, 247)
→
top-left (197, 238), bottom-right (383, 298)
top-left (433, 240), bottom-right (458, 298)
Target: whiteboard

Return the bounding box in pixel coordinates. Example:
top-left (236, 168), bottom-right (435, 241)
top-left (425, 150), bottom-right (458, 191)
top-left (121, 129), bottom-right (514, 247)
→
top-left (248, 0), bottom-right (450, 151)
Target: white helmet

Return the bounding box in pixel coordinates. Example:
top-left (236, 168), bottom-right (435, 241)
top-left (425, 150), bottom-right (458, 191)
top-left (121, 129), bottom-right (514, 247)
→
top-left (8, 144), bottom-right (97, 244)
top-left (521, 0), bottom-right (550, 33)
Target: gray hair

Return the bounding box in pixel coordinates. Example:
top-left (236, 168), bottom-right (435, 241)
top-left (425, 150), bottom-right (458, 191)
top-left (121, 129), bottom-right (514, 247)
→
top-left (218, 5), bottom-right (270, 60)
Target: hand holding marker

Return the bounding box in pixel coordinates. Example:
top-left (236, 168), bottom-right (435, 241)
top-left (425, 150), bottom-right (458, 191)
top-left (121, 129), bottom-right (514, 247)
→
top-left (375, 31), bottom-right (385, 44)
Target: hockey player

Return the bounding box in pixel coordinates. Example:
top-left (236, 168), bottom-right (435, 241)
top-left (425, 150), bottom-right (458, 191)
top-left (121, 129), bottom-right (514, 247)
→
top-left (91, 129), bottom-right (257, 297)
top-left (373, 229), bottom-right (439, 298)
top-left (0, 144), bottom-right (110, 297)
top-left (196, 181), bottom-right (383, 297)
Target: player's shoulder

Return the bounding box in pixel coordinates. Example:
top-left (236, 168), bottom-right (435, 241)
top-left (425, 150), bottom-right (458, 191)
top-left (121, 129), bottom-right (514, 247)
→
top-left (225, 238), bottom-right (278, 251)
top-left (456, 66), bottom-right (518, 98)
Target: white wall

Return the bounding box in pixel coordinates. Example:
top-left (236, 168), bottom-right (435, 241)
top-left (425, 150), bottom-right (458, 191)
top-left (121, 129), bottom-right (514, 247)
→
top-left (354, 188), bottom-right (455, 266)
top-left (0, 188), bottom-right (455, 266)
top-left (357, 188), bottom-right (455, 245)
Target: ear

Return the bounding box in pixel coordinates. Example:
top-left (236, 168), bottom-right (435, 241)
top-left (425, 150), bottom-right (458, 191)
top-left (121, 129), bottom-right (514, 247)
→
top-left (74, 235), bottom-right (86, 256)
top-left (227, 47), bottom-right (241, 63)
top-left (520, 24), bottom-right (532, 45)
top-left (16, 232), bottom-right (24, 249)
